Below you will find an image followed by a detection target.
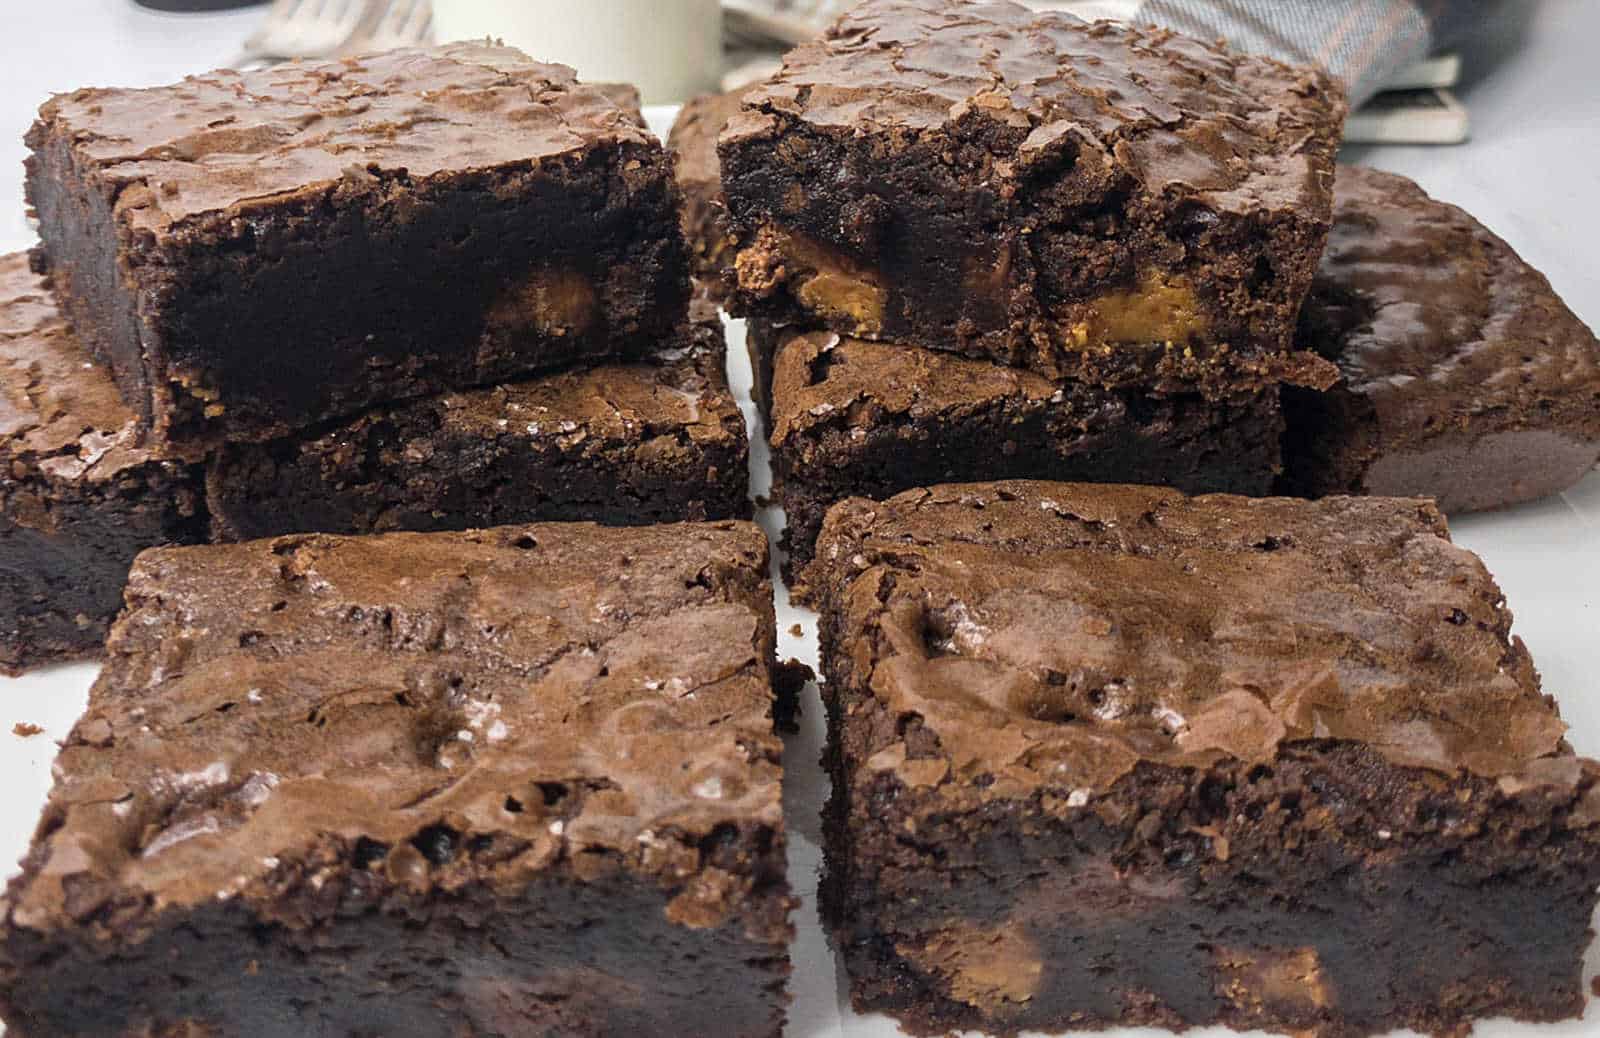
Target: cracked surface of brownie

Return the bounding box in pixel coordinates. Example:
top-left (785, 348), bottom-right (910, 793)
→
top-left (0, 253), bottom-right (204, 674)
top-left (27, 42), bottom-right (689, 448)
top-left (719, 0), bottom-right (1344, 393)
top-left (1284, 165), bottom-right (1600, 512)
top-left (811, 480), bottom-right (1600, 1038)
top-left (0, 521), bottom-right (792, 1037)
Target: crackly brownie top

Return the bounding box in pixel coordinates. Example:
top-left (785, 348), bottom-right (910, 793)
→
top-left (0, 252), bottom-right (158, 481)
top-left (32, 41), bottom-right (661, 235)
top-left (815, 480), bottom-right (1584, 805)
top-left (767, 327), bottom-right (1076, 445)
top-left (5, 522), bottom-right (779, 934)
top-left (726, 0), bottom-right (1343, 215)
top-left (1302, 166), bottom-right (1600, 440)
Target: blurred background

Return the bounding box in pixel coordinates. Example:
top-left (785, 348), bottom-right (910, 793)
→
top-left (0, 0), bottom-right (1590, 285)
top-left (36, 1), bottom-right (1511, 119)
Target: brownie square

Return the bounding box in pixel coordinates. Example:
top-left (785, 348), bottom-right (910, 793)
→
top-left (749, 322), bottom-right (1281, 592)
top-left (26, 42), bottom-right (689, 449)
top-left (1, 253), bottom-right (204, 675)
top-left (719, 0), bottom-right (1344, 393)
top-left (669, 90), bottom-right (748, 290)
top-left (1284, 165), bottom-right (1600, 512)
top-left (208, 299), bottom-right (750, 540)
top-left (812, 480), bottom-right (1600, 1037)
top-left (0, 521), bottom-right (791, 1036)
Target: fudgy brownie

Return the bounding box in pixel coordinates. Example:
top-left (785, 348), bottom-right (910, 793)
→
top-left (812, 480), bottom-right (1600, 1038)
top-left (208, 302), bottom-right (749, 540)
top-left (669, 90), bottom-right (747, 289)
top-left (0, 521), bottom-right (792, 1036)
top-left (750, 323), bottom-right (1281, 591)
top-left (0, 253), bottom-right (204, 675)
top-left (1284, 166), bottom-right (1600, 512)
top-left (719, 0), bottom-right (1344, 393)
top-left (26, 42), bottom-right (689, 449)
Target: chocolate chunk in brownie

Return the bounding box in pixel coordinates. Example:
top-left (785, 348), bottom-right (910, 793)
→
top-left (0, 521), bottom-right (792, 1037)
top-left (26, 42), bottom-right (689, 449)
top-left (749, 323), bottom-right (1281, 593)
top-left (208, 299), bottom-right (749, 540)
top-left (719, 0), bottom-right (1344, 394)
top-left (0, 253), bottom-right (204, 675)
top-left (1284, 165), bottom-right (1600, 512)
top-left (811, 479), bottom-right (1600, 1038)
top-left (669, 90), bottom-right (749, 291)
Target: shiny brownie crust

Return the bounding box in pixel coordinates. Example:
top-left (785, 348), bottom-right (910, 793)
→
top-left (25, 43), bottom-right (690, 449)
top-left (1284, 166), bottom-right (1600, 513)
top-left (0, 522), bottom-right (792, 1036)
top-left (811, 480), bottom-right (1600, 1037)
top-left (719, 0), bottom-right (1344, 393)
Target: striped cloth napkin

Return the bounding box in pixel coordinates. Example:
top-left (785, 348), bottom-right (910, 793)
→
top-left (727, 0), bottom-right (1487, 107)
top-left (1077, 0), bottom-right (1484, 106)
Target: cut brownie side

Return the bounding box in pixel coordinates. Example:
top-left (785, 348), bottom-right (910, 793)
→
top-left (669, 90), bottom-right (748, 291)
top-left (1284, 165), bottom-right (1600, 512)
top-left (0, 521), bottom-right (792, 1037)
top-left (208, 303), bottom-right (749, 540)
top-left (26, 43), bottom-right (689, 449)
top-left (0, 253), bottom-right (204, 675)
top-left (720, 0), bottom-right (1344, 392)
top-left (749, 323), bottom-right (1281, 593)
top-left (812, 480), bottom-right (1600, 1038)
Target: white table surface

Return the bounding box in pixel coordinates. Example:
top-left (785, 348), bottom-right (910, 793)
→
top-left (1, 3), bottom-right (1598, 1037)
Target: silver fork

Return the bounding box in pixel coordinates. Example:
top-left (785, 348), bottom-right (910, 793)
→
top-left (349, 0), bottom-right (433, 54)
top-left (237, 0), bottom-right (374, 64)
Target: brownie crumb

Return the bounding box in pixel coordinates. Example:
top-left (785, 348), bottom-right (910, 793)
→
top-left (754, 494), bottom-right (773, 508)
top-left (772, 657), bottom-right (815, 733)
top-left (789, 624), bottom-right (804, 638)
top-left (12, 722), bottom-right (44, 738)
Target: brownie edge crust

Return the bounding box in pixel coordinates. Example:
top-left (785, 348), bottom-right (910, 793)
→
top-left (0, 522), bottom-right (792, 1037)
top-left (811, 480), bottom-right (1600, 1038)
top-left (1, 253), bottom-right (205, 674)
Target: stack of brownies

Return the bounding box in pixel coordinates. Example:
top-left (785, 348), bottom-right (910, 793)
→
top-left (673, 0), bottom-right (1600, 1035)
top-left (1, 42), bottom-right (757, 676)
top-left (671, 0), bottom-right (1600, 590)
top-left (675, 2), bottom-right (1347, 586)
top-left (1, 39), bottom-right (797, 1037)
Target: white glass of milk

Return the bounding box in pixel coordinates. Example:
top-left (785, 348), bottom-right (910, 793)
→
top-left (431, 0), bottom-right (723, 104)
